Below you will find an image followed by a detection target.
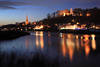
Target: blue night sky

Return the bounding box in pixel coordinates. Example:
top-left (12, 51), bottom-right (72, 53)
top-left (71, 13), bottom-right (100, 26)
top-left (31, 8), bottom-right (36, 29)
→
top-left (0, 0), bottom-right (99, 25)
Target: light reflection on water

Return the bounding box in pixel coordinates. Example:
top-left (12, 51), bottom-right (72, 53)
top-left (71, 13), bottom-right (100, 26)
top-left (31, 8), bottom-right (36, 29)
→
top-left (0, 31), bottom-right (98, 63)
top-left (60, 33), bottom-right (96, 61)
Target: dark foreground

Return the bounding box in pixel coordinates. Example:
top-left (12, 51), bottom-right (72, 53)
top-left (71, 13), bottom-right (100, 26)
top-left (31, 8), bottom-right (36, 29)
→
top-left (0, 31), bottom-right (29, 40)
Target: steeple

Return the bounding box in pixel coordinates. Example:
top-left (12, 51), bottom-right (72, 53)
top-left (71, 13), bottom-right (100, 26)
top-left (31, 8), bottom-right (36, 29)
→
top-left (26, 16), bottom-right (28, 25)
top-left (70, 8), bottom-right (73, 15)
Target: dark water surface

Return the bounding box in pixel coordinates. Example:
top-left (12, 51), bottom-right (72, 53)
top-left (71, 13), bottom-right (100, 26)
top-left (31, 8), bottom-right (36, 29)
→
top-left (0, 31), bottom-right (100, 67)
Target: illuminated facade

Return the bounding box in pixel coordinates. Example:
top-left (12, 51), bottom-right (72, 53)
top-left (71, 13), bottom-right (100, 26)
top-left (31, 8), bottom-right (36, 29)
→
top-left (57, 8), bottom-right (73, 16)
top-left (60, 24), bottom-right (80, 30)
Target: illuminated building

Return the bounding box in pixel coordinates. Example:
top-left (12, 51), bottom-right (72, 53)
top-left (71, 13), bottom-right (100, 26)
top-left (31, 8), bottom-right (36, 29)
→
top-left (60, 24), bottom-right (80, 30)
top-left (26, 16), bottom-right (29, 25)
top-left (80, 13), bottom-right (83, 16)
top-left (70, 8), bottom-right (73, 15)
top-left (86, 13), bottom-right (91, 16)
top-left (34, 25), bottom-right (44, 30)
top-left (56, 9), bottom-right (71, 17)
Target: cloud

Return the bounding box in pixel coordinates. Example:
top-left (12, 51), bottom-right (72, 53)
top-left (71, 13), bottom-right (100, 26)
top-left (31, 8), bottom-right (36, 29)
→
top-left (0, 1), bottom-right (31, 9)
top-left (0, 0), bottom-right (99, 10)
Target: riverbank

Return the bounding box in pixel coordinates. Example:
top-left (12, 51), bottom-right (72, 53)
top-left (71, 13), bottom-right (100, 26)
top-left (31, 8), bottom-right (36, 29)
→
top-left (59, 29), bottom-right (100, 34)
top-left (0, 31), bottom-right (30, 40)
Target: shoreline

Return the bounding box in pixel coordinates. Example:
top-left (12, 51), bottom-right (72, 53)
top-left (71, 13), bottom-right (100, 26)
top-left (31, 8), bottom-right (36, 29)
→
top-left (32, 29), bottom-right (100, 34)
top-left (0, 31), bottom-right (30, 40)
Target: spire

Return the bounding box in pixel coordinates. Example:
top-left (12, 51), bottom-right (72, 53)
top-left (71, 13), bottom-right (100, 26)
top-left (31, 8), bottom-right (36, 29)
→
top-left (26, 16), bottom-right (28, 25)
top-left (70, 8), bottom-right (73, 15)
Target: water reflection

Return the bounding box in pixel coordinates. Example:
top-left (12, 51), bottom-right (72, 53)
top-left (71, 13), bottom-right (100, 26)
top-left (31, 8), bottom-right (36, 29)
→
top-left (61, 34), bottom-right (75, 61)
top-left (83, 35), bottom-right (90, 57)
top-left (35, 31), bottom-right (44, 49)
top-left (0, 32), bottom-right (98, 66)
top-left (60, 33), bottom-right (97, 61)
top-left (91, 34), bottom-right (96, 50)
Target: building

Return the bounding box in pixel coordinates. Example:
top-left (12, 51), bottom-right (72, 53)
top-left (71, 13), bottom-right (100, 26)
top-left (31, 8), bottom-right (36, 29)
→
top-left (26, 16), bottom-right (28, 25)
top-left (56, 8), bottom-right (73, 17)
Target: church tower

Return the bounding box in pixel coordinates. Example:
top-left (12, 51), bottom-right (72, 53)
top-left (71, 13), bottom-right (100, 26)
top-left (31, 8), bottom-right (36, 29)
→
top-left (70, 8), bottom-right (73, 15)
top-left (26, 16), bottom-right (28, 25)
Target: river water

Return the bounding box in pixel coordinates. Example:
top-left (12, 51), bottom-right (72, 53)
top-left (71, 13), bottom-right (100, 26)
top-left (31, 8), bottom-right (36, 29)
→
top-left (0, 31), bottom-right (100, 67)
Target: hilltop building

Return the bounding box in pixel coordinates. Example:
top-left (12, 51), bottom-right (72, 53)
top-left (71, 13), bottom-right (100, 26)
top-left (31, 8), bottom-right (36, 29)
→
top-left (56, 8), bottom-right (73, 17)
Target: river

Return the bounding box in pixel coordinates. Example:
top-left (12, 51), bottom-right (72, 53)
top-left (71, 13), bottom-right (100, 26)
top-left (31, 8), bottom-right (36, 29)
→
top-left (0, 31), bottom-right (100, 67)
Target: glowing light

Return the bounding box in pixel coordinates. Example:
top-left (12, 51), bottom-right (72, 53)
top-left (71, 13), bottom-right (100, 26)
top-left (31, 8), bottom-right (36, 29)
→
top-left (60, 24), bottom-right (78, 30)
top-left (83, 34), bottom-right (90, 57)
top-left (75, 35), bottom-right (79, 39)
top-left (63, 13), bottom-right (66, 16)
top-left (85, 44), bottom-right (90, 57)
top-left (34, 25), bottom-right (44, 30)
top-left (86, 13), bottom-right (91, 16)
top-left (76, 22), bottom-right (80, 25)
top-left (35, 32), bottom-right (44, 49)
top-left (61, 34), bottom-right (66, 57)
top-left (80, 13), bottom-right (83, 16)
top-left (61, 38), bottom-right (67, 57)
top-left (83, 35), bottom-right (90, 41)
top-left (91, 34), bottom-right (96, 50)
top-left (36, 32), bottom-right (39, 47)
top-left (69, 46), bottom-right (74, 61)
top-left (26, 16), bottom-right (28, 25)
top-left (66, 34), bottom-right (75, 61)
top-left (40, 32), bottom-right (44, 49)
top-left (75, 35), bottom-right (79, 50)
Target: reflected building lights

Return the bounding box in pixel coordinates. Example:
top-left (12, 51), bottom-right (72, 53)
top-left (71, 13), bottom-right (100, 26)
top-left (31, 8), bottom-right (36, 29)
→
top-left (83, 35), bottom-right (90, 57)
top-left (81, 36), bottom-right (84, 47)
top-left (67, 34), bottom-right (74, 61)
top-left (25, 38), bottom-right (29, 49)
top-left (40, 32), bottom-right (44, 49)
top-left (61, 33), bottom-right (76, 61)
top-left (36, 32), bottom-right (39, 47)
top-left (75, 35), bottom-right (80, 50)
top-left (60, 33), bottom-right (97, 61)
top-left (35, 31), bottom-right (44, 49)
top-left (61, 38), bottom-right (67, 57)
top-left (85, 44), bottom-right (90, 57)
top-left (91, 34), bottom-right (96, 50)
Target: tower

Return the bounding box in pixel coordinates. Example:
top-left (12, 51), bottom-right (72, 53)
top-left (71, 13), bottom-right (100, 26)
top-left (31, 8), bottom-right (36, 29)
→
top-left (70, 8), bottom-right (73, 15)
top-left (26, 16), bottom-right (28, 25)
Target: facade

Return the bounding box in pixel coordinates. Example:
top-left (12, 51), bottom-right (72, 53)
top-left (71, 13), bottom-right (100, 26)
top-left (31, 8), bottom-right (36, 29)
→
top-left (56, 8), bottom-right (73, 17)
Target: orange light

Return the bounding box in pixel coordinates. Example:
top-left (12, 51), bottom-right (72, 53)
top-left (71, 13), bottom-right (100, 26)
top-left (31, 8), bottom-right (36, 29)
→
top-left (40, 32), bottom-right (44, 49)
top-left (91, 34), bottom-right (96, 50)
top-left (36, 32), bottom-right (39, 48)
top-left (69, 46), bottom-right (74, 61)
top-left (85, 44), bottom-right (90, 56)
top-left (80, 13), bottom-right (83, 16)
top-left (86, 13), bottom-right (91, 16)
top-left (83, 35), bottom-right (90, 41)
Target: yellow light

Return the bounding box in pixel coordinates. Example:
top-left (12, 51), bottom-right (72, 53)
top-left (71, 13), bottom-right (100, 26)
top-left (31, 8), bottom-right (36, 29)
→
top-left (77, 22), bottom-right (80, 25)
top-left (63, 13), bottom-right (66, 16)
top-left (34, 25), bottom-right (44, 30)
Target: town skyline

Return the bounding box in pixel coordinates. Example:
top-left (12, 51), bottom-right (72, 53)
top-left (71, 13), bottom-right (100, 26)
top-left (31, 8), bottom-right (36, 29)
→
top-left (0, 0), bottom-right (100, 25)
